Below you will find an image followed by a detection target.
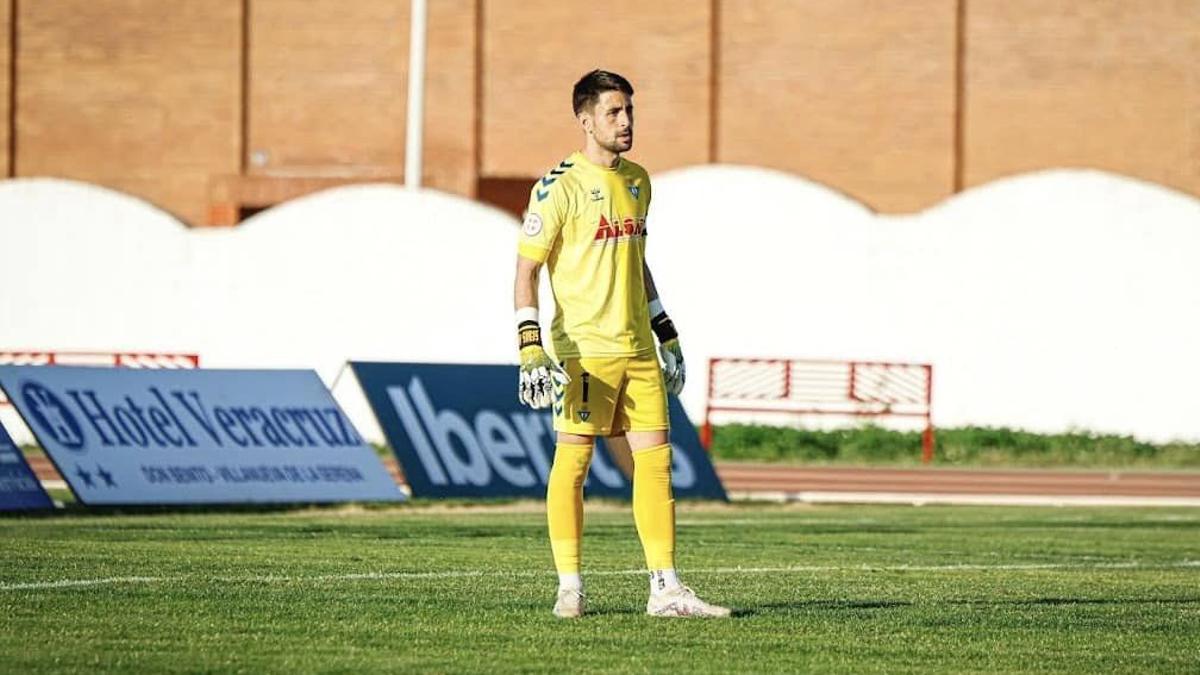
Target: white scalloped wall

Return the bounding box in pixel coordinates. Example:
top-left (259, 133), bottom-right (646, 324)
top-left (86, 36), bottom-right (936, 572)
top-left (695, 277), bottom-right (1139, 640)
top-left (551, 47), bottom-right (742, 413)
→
top-left (651, 166), bottom-right (1200, 442)
top-left (2, 169), bottom-right (1198, 443)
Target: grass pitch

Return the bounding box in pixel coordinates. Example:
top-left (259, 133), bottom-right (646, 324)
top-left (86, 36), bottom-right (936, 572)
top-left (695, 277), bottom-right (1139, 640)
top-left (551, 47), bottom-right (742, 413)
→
top-left (1, 503), bottom-right (1198, 673)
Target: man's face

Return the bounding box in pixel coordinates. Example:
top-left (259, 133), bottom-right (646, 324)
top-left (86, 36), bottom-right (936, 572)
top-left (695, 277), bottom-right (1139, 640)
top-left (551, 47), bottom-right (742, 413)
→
top-left (581, 90), bottom-right (634, 154)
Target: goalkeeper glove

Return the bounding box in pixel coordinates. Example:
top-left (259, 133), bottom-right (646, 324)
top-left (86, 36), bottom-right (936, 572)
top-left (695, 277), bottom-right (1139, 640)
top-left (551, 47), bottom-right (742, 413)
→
top-left (649, 300), bottom-right (685, 396)
top-left (517, 309), bottom-right (569, 409)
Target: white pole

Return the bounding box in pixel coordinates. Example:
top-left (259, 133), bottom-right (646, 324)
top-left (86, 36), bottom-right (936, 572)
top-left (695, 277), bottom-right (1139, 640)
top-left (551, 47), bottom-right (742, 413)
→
top-left (404, 0), bottom-right (428, 189)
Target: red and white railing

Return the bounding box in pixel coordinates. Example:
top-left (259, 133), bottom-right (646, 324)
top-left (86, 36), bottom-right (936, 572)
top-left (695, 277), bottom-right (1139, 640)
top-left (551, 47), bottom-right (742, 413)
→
top-left (702, 356), bottom-right (935, 462)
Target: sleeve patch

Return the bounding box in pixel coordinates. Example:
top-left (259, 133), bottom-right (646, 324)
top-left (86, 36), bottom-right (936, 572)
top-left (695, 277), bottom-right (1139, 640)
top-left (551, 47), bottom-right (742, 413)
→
top-left (522, 212), bottom-right (544, 236)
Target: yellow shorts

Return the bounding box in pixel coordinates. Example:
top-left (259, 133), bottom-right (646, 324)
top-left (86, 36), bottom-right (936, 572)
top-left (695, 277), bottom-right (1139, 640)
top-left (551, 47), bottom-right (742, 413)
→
top-left (552, 352), bottom-right (670, 436)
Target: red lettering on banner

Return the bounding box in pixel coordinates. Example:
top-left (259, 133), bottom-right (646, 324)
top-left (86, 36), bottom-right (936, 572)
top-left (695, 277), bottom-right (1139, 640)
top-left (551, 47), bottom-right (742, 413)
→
top-left (594, 214), bottom-right (645, 242)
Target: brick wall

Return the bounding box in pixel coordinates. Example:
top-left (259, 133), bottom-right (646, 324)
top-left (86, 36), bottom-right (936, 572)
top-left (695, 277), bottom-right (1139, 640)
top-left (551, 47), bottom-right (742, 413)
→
top-left (2, 0), bottom-right (1198, 224)
top-left (1, 0), bottom-right (9, 176)
top-left (15, 0), bottom-right (242, 225)
top-left (423, 0), bottom-right (476, 197)
top-left (719, 0), bottom-right (958, 213)
top-left (247, 0), bottom-right (409, 175)
top-left (963, 0), bottom-right (1200, 197)
top-left (481, 0), bottom-right (712, 178)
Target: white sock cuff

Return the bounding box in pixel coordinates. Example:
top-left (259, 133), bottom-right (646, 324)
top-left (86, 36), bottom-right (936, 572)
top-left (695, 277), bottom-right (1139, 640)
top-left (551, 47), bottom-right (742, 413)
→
top-left (516, 306), bottom-right (539, 326)
top-left (649, 568), bottom-right (681, 594)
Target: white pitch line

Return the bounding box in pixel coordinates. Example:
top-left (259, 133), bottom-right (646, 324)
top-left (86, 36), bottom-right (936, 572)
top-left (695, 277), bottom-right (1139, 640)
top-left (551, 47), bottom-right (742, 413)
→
top-left (3, 561), bottom-right (1197, 592)
top-left (0, 576), bottom-right (163, 591)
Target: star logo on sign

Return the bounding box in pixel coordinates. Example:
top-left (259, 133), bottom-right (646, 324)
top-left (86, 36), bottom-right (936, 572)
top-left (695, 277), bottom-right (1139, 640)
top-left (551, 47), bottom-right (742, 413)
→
top-left (96, 465), bottom-right (117, 488)
top-left (75, 465), bottom-right (95, 488)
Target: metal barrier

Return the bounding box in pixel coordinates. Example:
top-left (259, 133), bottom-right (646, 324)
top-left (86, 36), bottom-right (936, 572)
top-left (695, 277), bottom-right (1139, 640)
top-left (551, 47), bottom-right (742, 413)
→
top-left (702, 357), bottom-right (935, 462)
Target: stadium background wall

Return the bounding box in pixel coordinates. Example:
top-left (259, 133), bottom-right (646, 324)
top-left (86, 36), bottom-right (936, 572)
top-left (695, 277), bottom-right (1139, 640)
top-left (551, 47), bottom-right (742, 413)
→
top-left (1, 0), bottom-right (1198, 225)
top-left (3, 169), bottom-right (1199, 446)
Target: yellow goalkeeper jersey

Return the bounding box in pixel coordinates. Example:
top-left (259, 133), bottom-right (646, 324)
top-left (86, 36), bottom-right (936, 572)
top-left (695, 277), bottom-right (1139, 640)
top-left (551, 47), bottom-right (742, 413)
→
top-left (517, 150), bottom-right (654, 358)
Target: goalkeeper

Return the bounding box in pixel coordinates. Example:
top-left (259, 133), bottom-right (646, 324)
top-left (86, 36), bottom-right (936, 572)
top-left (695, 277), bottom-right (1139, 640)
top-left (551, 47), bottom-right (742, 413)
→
top-left (513, 69), bottom-right (730, 619)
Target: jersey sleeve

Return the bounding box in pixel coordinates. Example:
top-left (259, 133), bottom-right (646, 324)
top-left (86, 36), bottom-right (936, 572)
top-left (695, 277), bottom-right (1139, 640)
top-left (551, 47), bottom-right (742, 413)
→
top-left (642, 173), bottom-right (652, 238)
top-left (517, 180), bottom-right (570, 263)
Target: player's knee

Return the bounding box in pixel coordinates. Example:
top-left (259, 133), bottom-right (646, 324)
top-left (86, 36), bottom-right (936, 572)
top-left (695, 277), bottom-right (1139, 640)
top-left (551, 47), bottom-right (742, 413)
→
top-left (556, 431), bottom-right (593, 445)
top-left (632, 443), bottom-right (672, 478)
top-left (626, 429), bottom-right (670, 450)
top-left (550, 442), bottom-right (594, 488)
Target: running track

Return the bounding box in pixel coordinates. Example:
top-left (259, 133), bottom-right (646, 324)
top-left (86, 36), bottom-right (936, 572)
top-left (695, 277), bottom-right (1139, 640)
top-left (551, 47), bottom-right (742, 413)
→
top-left (714, 462), bottom-right (1200, 506)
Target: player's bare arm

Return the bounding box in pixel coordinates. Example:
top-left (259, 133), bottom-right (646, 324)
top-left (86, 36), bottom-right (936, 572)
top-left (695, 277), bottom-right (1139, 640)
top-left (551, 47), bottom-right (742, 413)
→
top-left (514, 254), bottom-right (568, 409)
top-left (514, 254), bottom-right (541, 312)
top-left (643, 262), bottom-right (685, 397)
top-left (643, 261), bottom-right (661, 304)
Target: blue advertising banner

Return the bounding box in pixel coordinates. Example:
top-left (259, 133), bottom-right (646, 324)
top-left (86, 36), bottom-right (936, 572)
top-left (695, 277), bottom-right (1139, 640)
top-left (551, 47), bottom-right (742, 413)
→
top-left (0, 367), bottom-right (403, 505)
top-left (0, 422), bottom-right (54, 511)
top-left (349, 362), bottom-right (726, 500)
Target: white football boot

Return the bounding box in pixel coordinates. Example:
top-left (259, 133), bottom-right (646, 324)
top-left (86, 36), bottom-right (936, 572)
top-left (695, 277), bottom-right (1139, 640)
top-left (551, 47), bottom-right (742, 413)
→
top-left (553, 588), bottom-right (586, 618)
top-left (646, 586), bottom-right (731, 618)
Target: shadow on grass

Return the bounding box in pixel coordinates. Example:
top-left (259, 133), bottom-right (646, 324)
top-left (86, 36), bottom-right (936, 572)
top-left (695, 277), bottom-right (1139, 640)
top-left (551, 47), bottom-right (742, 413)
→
top-left (802, 527), bottom-right (922, 536)
top-left (0, 503), bottom-right (313, 519)
top-left (918, 519), bottom-right (1200, 532)
top-left (950, 596), bottom-right (1200, 607)
top-left (585, 606), bottom-right (651, 617)
top-left (0, 499), bottom-right (474, 519)
top-left (737, 599), bottom-right (913, 617)
top-left (739, 596), bottom-right (1200, 617)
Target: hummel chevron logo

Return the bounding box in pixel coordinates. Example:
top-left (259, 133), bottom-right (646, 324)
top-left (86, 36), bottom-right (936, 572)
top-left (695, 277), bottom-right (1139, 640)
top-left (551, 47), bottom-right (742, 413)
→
top-left (536, 162), bottom-right (573, 202)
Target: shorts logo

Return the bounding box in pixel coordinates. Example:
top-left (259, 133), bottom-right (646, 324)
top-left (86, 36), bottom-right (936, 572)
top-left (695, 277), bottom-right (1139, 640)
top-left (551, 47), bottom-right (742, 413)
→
top-left (20, 381), bottom-right (85, 450)
top-left (577, 373), bottom-right (591, 422)
top-left (522, 213), bottom-right (543, 237)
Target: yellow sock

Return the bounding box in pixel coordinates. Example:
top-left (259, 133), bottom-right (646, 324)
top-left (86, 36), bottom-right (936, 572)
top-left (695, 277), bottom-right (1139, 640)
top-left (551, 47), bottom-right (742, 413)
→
top-left (632, 443), bottom-right (676, 570)
top-left (547, 442), bottom-right (593, 574)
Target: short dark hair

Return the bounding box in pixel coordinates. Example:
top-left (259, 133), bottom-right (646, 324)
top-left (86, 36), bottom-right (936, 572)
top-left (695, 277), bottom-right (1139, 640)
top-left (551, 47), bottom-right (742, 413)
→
top-left (572, 70), bottom-right (634, 115)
